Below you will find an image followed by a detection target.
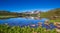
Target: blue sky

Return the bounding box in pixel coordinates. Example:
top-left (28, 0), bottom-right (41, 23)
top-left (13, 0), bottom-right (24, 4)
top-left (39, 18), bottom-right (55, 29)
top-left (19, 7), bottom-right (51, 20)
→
top-left (0, 0), bottom-right (60, 12)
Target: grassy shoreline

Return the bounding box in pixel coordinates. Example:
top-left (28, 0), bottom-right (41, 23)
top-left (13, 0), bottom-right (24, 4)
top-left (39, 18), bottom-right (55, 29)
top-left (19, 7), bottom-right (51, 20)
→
top-left (50, 19), bottom-right (60, 23)
top-left (0, 24), bottom-right (57, 33)
top-left (0, 16), bottom-right (17, 19)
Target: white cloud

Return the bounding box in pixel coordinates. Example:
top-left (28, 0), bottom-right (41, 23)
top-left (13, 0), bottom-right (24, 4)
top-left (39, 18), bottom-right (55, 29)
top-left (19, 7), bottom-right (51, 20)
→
top-left (11, 8), bottom-right (54, 12)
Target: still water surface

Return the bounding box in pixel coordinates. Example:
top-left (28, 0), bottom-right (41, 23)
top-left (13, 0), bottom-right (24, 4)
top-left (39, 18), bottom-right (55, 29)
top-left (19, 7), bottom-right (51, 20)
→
top-left (0, 17), bottom-right (47, 26)
top-left (0, 17), bottom-right (55, 29)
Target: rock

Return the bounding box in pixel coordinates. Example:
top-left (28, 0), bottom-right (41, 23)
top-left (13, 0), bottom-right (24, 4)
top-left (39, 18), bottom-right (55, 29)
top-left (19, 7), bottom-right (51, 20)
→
top-left (56, 28), bottom-right (60, 33)
top-left (31, 24), bottom-right (36, 27)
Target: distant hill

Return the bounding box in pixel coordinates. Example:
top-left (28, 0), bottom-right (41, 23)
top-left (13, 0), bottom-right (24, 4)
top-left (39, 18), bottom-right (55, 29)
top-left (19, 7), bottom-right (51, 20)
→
top-left (40, 8), bottom-right (60, 19)
top-left (0, 10), bottom-right (37, 17)
top-left (0, 10), bottom-right (17, 16)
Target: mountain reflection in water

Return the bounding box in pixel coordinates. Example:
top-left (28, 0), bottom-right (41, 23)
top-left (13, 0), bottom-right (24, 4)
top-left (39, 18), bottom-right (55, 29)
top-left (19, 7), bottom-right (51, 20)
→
top-left (0, 17), bottom-right (48, 27)
top-left (25, 16), bottom-right (41, 20)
